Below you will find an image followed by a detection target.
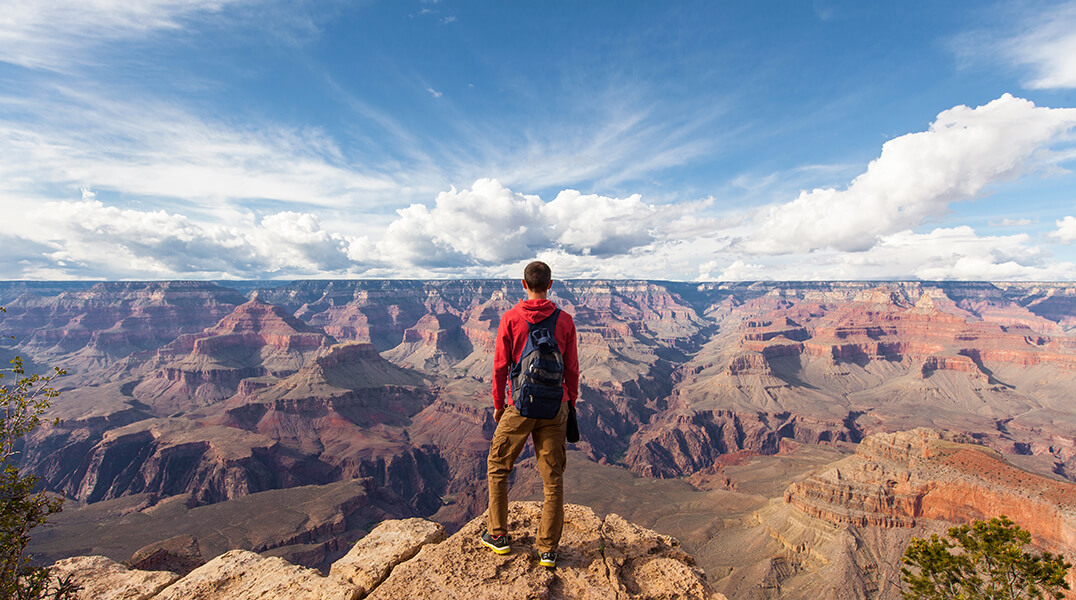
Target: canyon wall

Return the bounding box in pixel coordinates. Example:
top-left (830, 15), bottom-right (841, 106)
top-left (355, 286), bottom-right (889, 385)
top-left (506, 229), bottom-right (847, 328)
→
top-left (5, 279), bottom-right (1076, 593)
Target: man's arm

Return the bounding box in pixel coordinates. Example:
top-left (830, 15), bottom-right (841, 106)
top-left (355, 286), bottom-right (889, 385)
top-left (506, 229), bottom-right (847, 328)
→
top-left (491, 314), bottom-right (512, 412)
top-left (561, 315), bottom-right (579, 407)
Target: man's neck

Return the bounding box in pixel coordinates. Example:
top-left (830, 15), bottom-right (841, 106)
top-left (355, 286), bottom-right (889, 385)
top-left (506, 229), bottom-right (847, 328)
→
top-left (526, 290), bottom-right (547, 300)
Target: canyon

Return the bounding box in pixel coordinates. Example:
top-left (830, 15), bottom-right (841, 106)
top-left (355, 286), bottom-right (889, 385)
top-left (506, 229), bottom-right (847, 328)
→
top-left (4, 279), bottom-right (1076, 598)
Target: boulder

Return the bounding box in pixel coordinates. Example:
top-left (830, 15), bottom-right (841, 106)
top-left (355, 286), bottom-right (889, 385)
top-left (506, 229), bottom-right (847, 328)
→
top-left (329, 517), bottom-right (445, 595)
top-left (128, 534), bottom-right (204, 577)
top-left (152, 549), bottom-right (357, 600)
top-left (49, 555), bottom-right (178, 600)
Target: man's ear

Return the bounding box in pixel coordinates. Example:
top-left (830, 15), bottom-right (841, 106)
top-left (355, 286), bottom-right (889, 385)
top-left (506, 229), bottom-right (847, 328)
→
top-left (521, 279), bottom-right (529, 291)
top-left (548, 280), bottom-right (554, 291)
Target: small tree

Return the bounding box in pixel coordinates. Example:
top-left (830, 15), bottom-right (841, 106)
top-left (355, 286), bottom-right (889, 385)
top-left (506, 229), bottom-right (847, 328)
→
top-left (901, 515), bottom-right (1072, 600)
top-left (0, 342), bottom-right (77, 599)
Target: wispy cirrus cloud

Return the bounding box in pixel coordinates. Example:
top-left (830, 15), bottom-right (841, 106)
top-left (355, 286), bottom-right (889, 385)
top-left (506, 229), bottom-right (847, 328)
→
top-left (485, 99), bottom-right (727, 193)
top-left (0, 85), bottom-right (398, 214)
top-left (1004, 0), bottom-right (1076, 89)
top-left (0, 0), bottom-right (259, 71)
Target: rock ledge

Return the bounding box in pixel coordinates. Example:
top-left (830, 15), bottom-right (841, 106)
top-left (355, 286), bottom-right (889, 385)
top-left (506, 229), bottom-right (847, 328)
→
top-left (54, 501), bottom-right (725, 600)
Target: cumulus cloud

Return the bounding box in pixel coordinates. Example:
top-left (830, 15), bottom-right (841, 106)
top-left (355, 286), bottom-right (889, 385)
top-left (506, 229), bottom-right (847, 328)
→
top-left (711, 226), bottom-right (1069, 281)
top-left (23, 200), bottom-right (369, 278)
top-left (744, 94), bottom-right (1076, 255)
top-left (1005, 1), bottom-right (1076, 89)
top-left (381, 179), bottom-right (548, 267)
top-left (545, 190), bottom-right (657, 255)
top-left (1050, 215), bottom-right (1076, 243)
top-left (710, 260), bottom-right (764, 281)
top-left (378, 178), bottom-right (662, 268)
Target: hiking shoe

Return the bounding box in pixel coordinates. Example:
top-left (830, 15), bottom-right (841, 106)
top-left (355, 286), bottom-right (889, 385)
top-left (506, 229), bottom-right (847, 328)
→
top-left (539, 550), bottom-right (557, 568)
top-left (480, 530), bottom-right (510, 555)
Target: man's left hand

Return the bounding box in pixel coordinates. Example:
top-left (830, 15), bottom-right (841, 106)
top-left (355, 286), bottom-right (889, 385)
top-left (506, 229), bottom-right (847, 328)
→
top-left (494, 407), bottom-right (505, 423)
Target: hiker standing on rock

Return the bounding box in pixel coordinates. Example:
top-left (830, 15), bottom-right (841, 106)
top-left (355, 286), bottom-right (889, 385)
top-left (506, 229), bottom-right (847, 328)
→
top-left (482, 260), bottom-right (579, 569)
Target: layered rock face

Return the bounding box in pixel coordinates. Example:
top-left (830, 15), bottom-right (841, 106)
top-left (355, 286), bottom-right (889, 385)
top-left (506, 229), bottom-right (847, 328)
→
top-left (132, 298), bottom-right (335, 413)
top-left (53, 502), bottom-right (723, 600)
top-left (786, 429), bottom-right (1076, 554)
top-left (52, 418), bottom-right (331, 505)
top-left (0, 281), bottom-right (246, 377)
top-left (626, 283), bottom-right (1076, 478)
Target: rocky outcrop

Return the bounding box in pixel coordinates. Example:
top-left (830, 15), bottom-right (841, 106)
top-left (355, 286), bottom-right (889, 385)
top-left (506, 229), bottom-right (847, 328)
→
top-left (329, 518), bottom-right (445, 595)
top-left (151, 550), bottom-right (358, 600)
top-left (382, 313), bottom-right (473, 372)
top-left (54, 502), bottom-right (722, 600)
top-left (365, 501), bottom-right (722, 600)
top-left (128, 535), bottom-right (205, 577)
top-left (50, 555), bottom-right (179, 600)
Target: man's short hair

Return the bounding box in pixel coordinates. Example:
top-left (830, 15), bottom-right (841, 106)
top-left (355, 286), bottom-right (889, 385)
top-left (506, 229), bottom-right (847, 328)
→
top-left (524, 261), bottom-right (552, 292)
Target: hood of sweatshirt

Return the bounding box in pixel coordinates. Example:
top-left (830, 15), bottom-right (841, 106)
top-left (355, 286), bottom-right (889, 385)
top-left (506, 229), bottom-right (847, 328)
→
top-left (517, 298), bottom-right (557, 324)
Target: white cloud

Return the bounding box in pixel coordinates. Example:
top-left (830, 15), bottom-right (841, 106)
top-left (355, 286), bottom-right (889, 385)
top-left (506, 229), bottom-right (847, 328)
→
top-left (426, 87), bottom-right (443, 98)
top-left (545, 190), bottom-right (656, 255)
top-left (1050, 215), bottom-right (1076, 243)
top-left (0, 87), bottom-right (398, 214)
top-left (16, 200), bottom-right (369, 279)
top-left (380, 179), bottom-right (548, 267)
top-left (885, 227), bottom-right (1058, 280)
top-left (744, 94), bottom-right (1076, 255)
top-left (712, 260), bottom-right (764, 281)
top-left (989, 217), bottom-right (1032, 227)
top-left (710, 226), bottom-right (1070, 282)
top-left (378, 179), bottom-right (664, 268)
top-left (0, 0), bottom-right (253, 71)
top-left (1005, 1), bottom-right (1076, 89)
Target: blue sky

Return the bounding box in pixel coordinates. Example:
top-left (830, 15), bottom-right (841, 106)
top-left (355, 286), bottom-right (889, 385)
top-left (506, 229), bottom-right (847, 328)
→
top-left (3, 1), bottom-right (1076, 281)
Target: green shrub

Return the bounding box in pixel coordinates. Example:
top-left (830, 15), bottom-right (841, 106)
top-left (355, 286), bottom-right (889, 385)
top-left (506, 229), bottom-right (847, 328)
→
top-left (901, 515), bottom-right (1071, 600)
top-left (0, 342), bottom-right (77, 600)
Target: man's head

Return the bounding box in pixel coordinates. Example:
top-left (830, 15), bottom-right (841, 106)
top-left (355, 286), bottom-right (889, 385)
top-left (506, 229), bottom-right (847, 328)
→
top-left (523, 261), bottom-right (552, 293)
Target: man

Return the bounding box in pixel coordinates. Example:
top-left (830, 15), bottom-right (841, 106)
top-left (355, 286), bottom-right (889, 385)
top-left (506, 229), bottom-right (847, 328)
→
top-left (482, 260), bottom-right (579, 569)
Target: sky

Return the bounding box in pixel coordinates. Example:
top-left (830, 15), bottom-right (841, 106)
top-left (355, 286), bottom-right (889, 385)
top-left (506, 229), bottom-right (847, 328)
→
top-left (2, 1), bottom-right (1076, 281)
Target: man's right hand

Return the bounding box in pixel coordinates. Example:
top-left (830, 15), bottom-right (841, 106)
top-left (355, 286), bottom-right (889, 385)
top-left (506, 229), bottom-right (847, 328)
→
top-left (494, 407), bottom-right (505, 423)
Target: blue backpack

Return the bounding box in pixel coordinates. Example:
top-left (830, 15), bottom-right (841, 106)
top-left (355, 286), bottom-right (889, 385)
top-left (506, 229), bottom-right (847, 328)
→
top-left (510, 309), bottom-right (565, 419)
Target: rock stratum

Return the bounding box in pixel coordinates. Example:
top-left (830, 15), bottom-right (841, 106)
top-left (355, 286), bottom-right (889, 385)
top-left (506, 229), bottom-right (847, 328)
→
top-left (5, 279), bottom-right (1076, 598)
top-left (52, 501), bottom-right (724, 600)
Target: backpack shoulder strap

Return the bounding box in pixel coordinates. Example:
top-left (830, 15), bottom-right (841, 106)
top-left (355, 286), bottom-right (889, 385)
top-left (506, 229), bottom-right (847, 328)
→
top-left (531, 308), bottom-right (560, 332)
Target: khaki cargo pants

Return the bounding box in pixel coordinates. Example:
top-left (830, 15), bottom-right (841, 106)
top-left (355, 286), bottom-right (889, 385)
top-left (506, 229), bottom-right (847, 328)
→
top-left (486, 401), bottom-right (568, 553)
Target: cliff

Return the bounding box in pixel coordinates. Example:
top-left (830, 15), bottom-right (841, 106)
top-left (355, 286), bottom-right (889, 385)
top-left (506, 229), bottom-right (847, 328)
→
top-left (51, 501), bottom-right (724, 600)
top-left (785, 428), bottom-right (1076, 554)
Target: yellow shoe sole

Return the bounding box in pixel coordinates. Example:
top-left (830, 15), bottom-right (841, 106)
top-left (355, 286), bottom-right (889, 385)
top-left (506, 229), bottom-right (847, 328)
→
top-left (481, 538), bottom-right (510, 555)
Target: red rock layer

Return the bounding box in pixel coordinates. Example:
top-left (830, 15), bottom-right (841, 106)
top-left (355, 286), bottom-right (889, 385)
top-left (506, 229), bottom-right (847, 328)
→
top-left (785, 429), bottom-right (1076, 556)
top-left (132, 299), bottom-right (335, 411)
top-left (737, 293), bottom-right (1076, 372)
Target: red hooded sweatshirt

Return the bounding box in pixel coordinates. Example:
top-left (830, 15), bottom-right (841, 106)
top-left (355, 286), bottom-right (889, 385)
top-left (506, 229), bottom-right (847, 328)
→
top-left (492, 298), bottom-right (578, 411)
